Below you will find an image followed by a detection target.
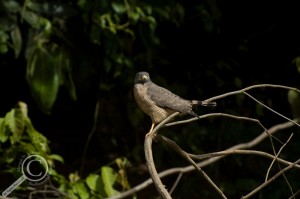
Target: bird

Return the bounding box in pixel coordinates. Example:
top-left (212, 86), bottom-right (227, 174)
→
top-left (133, 71), bottom-right (216, 134)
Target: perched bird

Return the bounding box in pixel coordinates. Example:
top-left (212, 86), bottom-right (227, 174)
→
top-left (133, 71), bottom-right (216, 133)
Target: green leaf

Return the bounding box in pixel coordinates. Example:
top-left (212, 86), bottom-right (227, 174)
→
top-left (111, 2), bottom-right (127, 14)
top-left (2, 0), bottom-right (20, 13)
top-left (101, 166), bottom-right (119, 196)
top-left (288, 90), bottom-right (300, 118)
top-left (10, 26), bottom-right (22, 58)
top-left (0, 31), bottom-right (9, 53)
top-left (86, 174), bottom-right (105, 196)
top-left (26, 45), bottom-right (61, 114)
top-left (130, 10), bottom-right (140, 23)
top-left (89, 24), bottom-right (102, 44)
top-left (0, 44), bottom-right (8, 54)
top-left (0, 17), bottom-right (16, 31)
top-left (174, 3), bottom-right (185, 22)
top-left (146, 16), bottom-right (156, 26)
top-left (24, 112), bottom-right (49, 152)
top-left (26, 2), bottom-right (77, 17)
top-left (0, 118), bottom-right (10, 143)
top-left (77, 0), bottom-right (86, 9)
top-left (21, 10), bottom-right (40, 28)
top-left (19, 141), bottom-right (37, 153)
top-left (48, 154), bottom-right (64, 163)
top-left (69, 172), bottom-right (81, 183)
top-left (26, 127), bottom-right (49, 153)
top-left (143, 5), bottom-right (152, 15)
top-left (21, 10), bottom-right (52, 34)
top-left (59, 53), bottom-right (77, 101)
top-left (115, 158), bottom-right (131, 190)
top-left (5, 108), bottom-right (25, 143)
top-left (18, 101), bottom-right (28, 117)
top-left (73, 181), bottom-right (90, 199)
top-left (293, 56), bottom-right (300, 74)
top-left (67, 189), bottom-right (79, 199)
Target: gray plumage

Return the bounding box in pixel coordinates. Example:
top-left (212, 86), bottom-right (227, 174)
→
top-left (133, 71), bottom-right (216, 125)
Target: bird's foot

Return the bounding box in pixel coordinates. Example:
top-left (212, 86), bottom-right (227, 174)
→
top-left (145, 123), bottom-right (155, 138)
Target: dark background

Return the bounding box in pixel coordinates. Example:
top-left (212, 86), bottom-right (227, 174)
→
top-left (1, 0), bottom-right (300, 198)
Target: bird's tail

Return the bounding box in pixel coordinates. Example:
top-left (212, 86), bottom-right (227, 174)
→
top-left (191, 100), bottom-right (217, 107)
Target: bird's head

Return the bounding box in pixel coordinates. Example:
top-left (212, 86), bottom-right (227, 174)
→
top-left (134, 72), bottom-right (151, 84)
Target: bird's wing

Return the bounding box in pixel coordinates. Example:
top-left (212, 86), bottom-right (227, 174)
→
top-left (146, 82), bottom-right (192, 113)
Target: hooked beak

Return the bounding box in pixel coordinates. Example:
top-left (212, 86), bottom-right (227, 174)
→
top-left (141, 75), bottom-right (148, 81)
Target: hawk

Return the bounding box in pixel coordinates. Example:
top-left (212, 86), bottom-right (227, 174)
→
top-left (133, 71), bottom-right (216, 133)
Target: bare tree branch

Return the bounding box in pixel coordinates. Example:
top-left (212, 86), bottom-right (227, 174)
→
top-left (205, 84), bottom-right (300, 102)
top-left (144, 112), bottom-right (179, 199)
top-left (265, 133), bottom-right (295, 197)
top-left (288, 189), bottom-right (300, 199)
top-left (28, 183), bottom-right (71, 199)
top-left (156, 135), bottom-right (227, 199)
top-left (165, 112), bottom-right (283, 144)
top-left (106, 119), bottom-right (299, 199)
top-left (169, 173), bottom-right (182, 195)
top-left (241, 159), bottom-right (300, 199)
top-left (196, 118), bottom-right (299, 168)
top-left (243, 91), bottom-right (300, 127)
top-left (188, 149), bottom-right (300, 169)
top-left (109, 84), bottom-right (300, 199)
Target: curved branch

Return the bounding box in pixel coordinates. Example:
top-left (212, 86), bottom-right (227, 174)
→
top-left (144, 112), bottom-right (179, 199)
top-left (196, 118), bottom-right (300, 168)
top-left (106, 118), bottom-right (299, 199)
top-left (188, 149), bottom-right (300, 170)
top-left (156, 135), bottom-right (227, 198)
top-left (205, 84), bottom-right (300, 102)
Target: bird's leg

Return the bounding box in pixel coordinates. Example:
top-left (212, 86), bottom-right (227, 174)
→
top-left (146, 123), bottom-right (155, 137)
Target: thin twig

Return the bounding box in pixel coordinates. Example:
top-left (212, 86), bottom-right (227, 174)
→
top-left (241, 159), bottom-right (300, 199)
top-left (240, 91), bottom-right (297, 198)
top-left (29, 183), bottom-right (71, 199)
top-left (166, 112), bottom-right (283, 183)
top-left (80, 101), bottom-right (101, 175)
top-left (288, 189), bottom-right (300, 199)
top-left (265, 133), bottom-right (295, 198)
top-left (187, 149), bottom-right (300, 169)
top-left (196, 119), bottom-right (299, 169)
top-left (204, 84), bottom-right (300, 127)
top-left (106, 119), bottom-right (299, 199)
top-left (165, 113), bottom-right (283, 144)
top-left (157, 135), bottom-right (227, 199)
top-left (29, 190), bottom-right (62, 199)
top-left (265, 134), bottom-right (293, 181)
top-left (205, 84), bottom-right (300, 102)
top-left (45, 183), bottom-right (72, 199)
top-left (169, 173), bottom-right (183, 195)
top-left (243, 91), bottom-right (300, 127)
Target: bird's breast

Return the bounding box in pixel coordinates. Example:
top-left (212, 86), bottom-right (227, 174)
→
top-left (133, 84), bottom-right (175, 124)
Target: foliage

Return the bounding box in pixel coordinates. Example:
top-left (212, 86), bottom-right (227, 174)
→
top-left (0, 0), bottom-right (189, 113)
top-left (0, 103), bottom-right (132, 198)
top-left (54, 158), bottom-right (132, 199)
top-left (0, 102), bottom-right (55, 162)
top-left (1, 0), bottom-right (300, 198)
top-left (1, 0), bottom-right (76, 113)
top-left (51, 162), bottom-right (130, 198)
